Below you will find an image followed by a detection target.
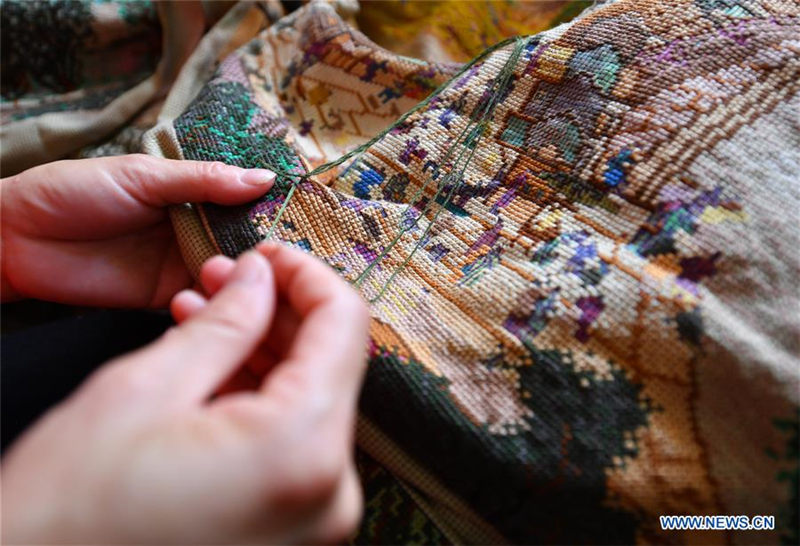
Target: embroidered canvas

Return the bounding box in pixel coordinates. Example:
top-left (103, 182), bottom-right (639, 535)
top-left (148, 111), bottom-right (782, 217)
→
top-left (2, 1), bottom-right (798, 544)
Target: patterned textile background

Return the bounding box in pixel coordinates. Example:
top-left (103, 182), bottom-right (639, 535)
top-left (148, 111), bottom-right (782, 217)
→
top-left (2, 1), bottom-right (799, 544)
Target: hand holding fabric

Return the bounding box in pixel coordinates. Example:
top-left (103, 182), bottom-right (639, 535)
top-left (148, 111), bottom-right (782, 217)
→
top-left (1, 155), bottom-right (275, 307)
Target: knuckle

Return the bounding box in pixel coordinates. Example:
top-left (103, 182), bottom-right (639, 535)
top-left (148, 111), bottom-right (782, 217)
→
top-left (82, 369), bottom-right (117, 404)
top-left (127, 153), bottom-right (151, 164)
top-left (111, 365), bottom-right (157, 395)
top-left (2, 173), bottom-right (21, 187)
top-left (267, 365), bottom-right (312, 403)
top-left (123, 153), bottom-right (157, 173)
top-left (199, 160), bottom-right (233, 179)
top-left (310, 450), bottom-right (346, 491)
top-left (314, 471), bottom-right (363, 543)
top-left (219, 397), bottom-right (275, 431)
top-left (267, 458), bottom-right (343, 519)
top-left (84, 361), bottom-right (154, 402)
top-left (202, 309), bottom-right (250, 342)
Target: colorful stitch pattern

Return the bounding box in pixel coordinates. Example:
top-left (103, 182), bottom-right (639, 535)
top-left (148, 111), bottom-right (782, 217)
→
top-left (169, 1), bottom-right (800, 542)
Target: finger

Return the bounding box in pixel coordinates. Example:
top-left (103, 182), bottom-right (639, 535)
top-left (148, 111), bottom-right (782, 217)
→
top-left (206, 301), bottom-right (298, 397)
top-left (170, 289), bottom-right (207, 323)
top-left (262, 300), bottom-right (302, 359)
top-left (211, 302), bottom-right (300, 398)
top-left (110, 155), bottom-right (276, 206)
top-left (130, 251), bottom-right (277, 406)
top-left (200, 257), bottom-right (301, 359)
top-left (3, 221), bottom-right (197, 308)
top-left (199, 254), bottom-right (299, 390)
top-left (196, 247), bottom-right (354, 392)
top-left (200, 255), bottom-right (236, 296)
top-left (6, 155), bottom-right (275, 239)
top-left (255, 243), bottom-right (369, 417)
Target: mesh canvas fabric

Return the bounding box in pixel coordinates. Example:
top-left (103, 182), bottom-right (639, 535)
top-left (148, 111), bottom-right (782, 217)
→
top-left (147, 1), bottom-right (799, 543)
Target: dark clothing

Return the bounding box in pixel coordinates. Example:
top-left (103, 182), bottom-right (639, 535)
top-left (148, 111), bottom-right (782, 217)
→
top-left (1, 308), bottom-right (172, 452)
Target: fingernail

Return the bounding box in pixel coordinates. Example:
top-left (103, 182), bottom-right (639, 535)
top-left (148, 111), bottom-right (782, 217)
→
top-left (230, 251), bottom-right (265, 283)
top-left (240, 169), bottom-right (276, 186)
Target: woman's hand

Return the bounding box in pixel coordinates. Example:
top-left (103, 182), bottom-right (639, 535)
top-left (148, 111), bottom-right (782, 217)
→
top-left (1, 154), bottom-right (275, 307)
top-left (1, 244), bottom-right (370, 544)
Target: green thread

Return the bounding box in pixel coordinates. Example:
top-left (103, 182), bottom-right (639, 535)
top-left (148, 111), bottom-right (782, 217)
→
top-left (354, 100), bottom-right (496, 289)
top-left (365, 123), bottom-right (487, 301)
top-left (259, 36), bottom-right (530, 301)
top-left (363, 38), bottom-right (527, 302)
top-left (298, 35), bottom-right (525, 179)
top-left (264, 37), bottom-right (524, 175)
top-left (264, 180), bottom-right (299, 240)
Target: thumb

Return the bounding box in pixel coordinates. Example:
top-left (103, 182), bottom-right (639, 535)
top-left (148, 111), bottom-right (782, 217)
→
top-left (123, 251), bottom-right (277, 408)
top-left (103, 154), bottom-right (276, 206)
top-left (2, 155), bottom-right (275, 239)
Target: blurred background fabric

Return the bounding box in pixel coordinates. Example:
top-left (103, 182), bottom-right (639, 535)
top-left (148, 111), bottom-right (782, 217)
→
top-left (358, 0), bottom-right (591, 62)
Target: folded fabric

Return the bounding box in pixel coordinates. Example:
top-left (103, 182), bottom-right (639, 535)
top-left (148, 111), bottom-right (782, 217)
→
top-left (0, 0), bottom-right (278, 175)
